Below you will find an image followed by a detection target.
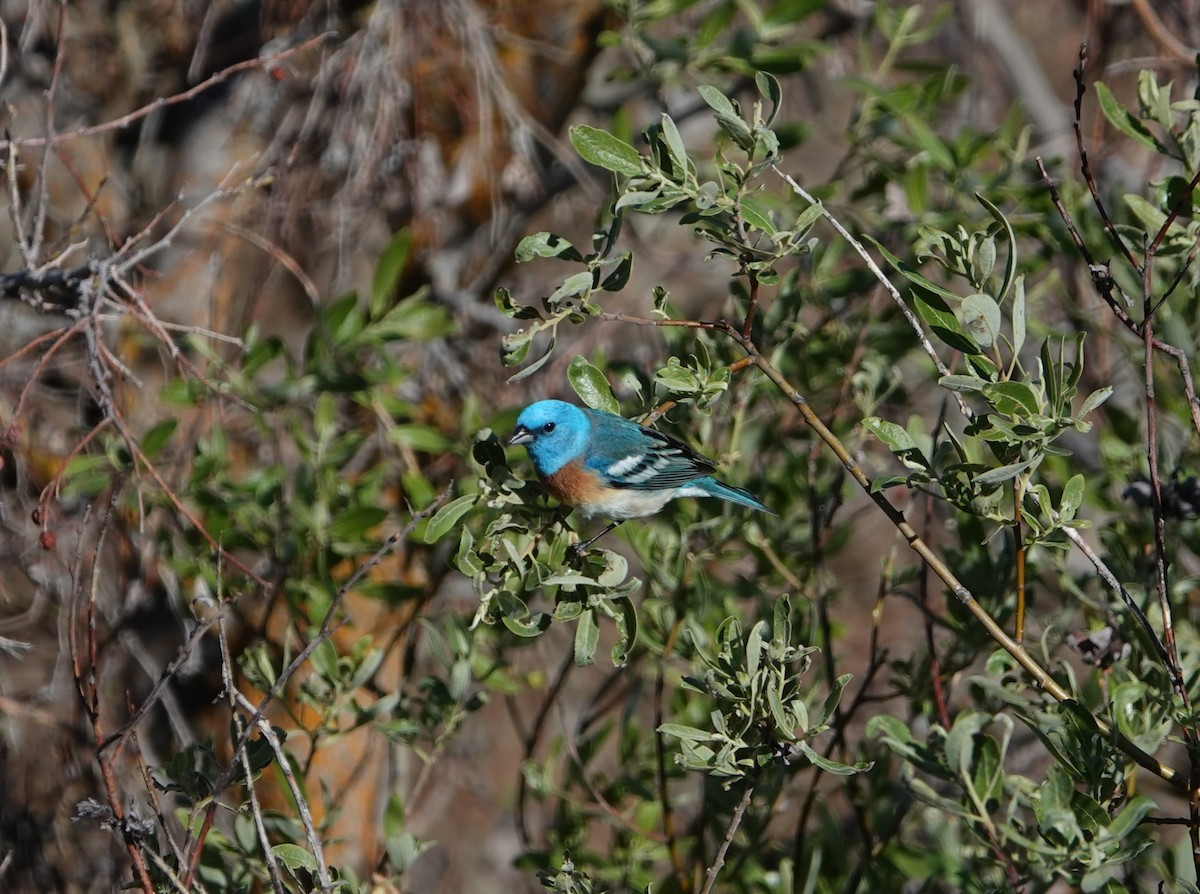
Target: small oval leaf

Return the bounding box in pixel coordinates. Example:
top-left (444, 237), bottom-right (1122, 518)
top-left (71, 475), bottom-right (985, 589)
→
top-left (569, 125), bottom-right (644, 176)
top-left (567, 356), bottom-right (619, 414)
top-left (423, 495), bottom-right (476, 544)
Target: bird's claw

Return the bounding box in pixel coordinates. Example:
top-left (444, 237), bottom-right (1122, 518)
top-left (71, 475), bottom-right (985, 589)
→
top-left (565, 541), bottom-right (591, 568)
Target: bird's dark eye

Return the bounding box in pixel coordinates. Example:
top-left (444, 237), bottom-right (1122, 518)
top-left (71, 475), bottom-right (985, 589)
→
top-left (542, 422), bottom-right (556, 434)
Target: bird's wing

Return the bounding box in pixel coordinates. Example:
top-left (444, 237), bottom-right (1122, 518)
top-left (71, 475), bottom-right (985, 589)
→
top-left (582, 411), bottom-right (717, 491)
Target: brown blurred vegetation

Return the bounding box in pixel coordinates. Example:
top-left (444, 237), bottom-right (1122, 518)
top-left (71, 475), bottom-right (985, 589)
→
top-left (0, 0), bottom-right (1197, 891)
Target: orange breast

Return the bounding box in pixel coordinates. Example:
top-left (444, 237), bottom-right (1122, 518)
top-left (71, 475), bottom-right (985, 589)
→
top-left (543, 461), bottom-right (607, 507)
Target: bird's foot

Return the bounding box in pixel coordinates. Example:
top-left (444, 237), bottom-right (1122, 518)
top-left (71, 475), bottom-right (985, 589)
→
top-left (565, 541), bottom-right (592, 568)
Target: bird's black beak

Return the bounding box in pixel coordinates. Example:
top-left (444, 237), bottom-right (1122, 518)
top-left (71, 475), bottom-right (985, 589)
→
top-left (509, 425), bottom-right (533, 446)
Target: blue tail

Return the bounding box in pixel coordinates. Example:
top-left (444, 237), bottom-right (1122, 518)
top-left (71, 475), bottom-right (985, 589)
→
top-left (693, 476), bottom-right (775, 515)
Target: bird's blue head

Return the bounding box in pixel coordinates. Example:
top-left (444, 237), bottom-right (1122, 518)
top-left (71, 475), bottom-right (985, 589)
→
top-left (509, 400), bottom-right (590, 476)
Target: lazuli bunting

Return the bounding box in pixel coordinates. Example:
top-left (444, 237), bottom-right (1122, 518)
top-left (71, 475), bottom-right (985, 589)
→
top-left (508, 400), bottom-right (773, 528)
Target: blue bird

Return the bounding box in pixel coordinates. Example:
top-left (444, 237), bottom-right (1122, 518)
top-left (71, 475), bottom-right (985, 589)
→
top-left (509, 399), bottom-right (772, 550)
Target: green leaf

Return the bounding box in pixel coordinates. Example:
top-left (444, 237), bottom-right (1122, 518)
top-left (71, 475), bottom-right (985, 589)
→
top-left (695, 181), bottom-right (720, 210)
top-left (973, 460), bottom-right (1034, 487)
top-left (976, 194), bottom-right (1017, 303)
top-left (570, 124), bottom-right (644, 176)
top-left (863, 235), bottom-right (962, 302)
top-left (314, 391), bottom-right (335, 440)
top-left (659, 113), bottom-right (689, 177)
top-left (423, 495), bottom-right (476, 544)
top-left (389, 424), bottom-right (452, 452)
top-left (502, 612), bottom-right (552, 637)
top-left (1102, 795), bottom-right (1156, 841)
top-left (1095, 81), bottom-right (1164, 152)
top-left (141, 419), bottom-right (178, 459)
top-left (817, 673), bottom-right (852, 727)
top-left (272, 844), bottom-right (317, 872)
top-left (548, 271), bottom-right (595, 305)
top-left (325, 292), bottom-right (363, 344)
top-left (567, 356), bottom-right (619, 414)
top-left (1078, 385), bottom-right (1113, 417)
top-left (792, 199), bottom-right (824, 234)
top-left (63, 454), bottom-right (116, 498)
top-left (371, 293), bottom-right (455, 341)
top-left (161, 375), bottom-right (207, 408)
top-left (596, 550), bottom-right (629, 587)
top-left (794, 740), bottom-right (870, 776)
top-left (615, 188), bottom-right (664, 213)
top-left (975, 234), bottom-right (996, 284)
top-left (1011, 275), bottom-right (1026, 356)
top-left (945, 711), bottom-right (989, 777)
top-left (515, 232), bottom-right (584, 263)
top-left (1059, 473), bottom-right (1085, 522)
top-left (455, 527), bottom-right (482, 576)
top-left (609, 593), bottom-right (637, 667)
top-left (755, 71), bottom-right (782, 127)
top-left (867, 251), bottom-right (984, 355)
top-left (745, 620), bottom-right (765, 677)
top-left (507, 334), bottom-right (557, 383)
top-left (1124, 193), bottom-right (1168, 233)
top-left (698, 85), bottom-right (754, 150)
top-left (1138, 69), bottom-right (1172, 130)
top-left (903, 113), bottom-right (955, 170)
top-left (494, 287), bottom-right (542, 321)
top-left (658, 722), bottom-right (712, 742)
top-left (939, 374), bottom-right (988, 392)
top-left (911, 290), bottom-right (962, 334)
top-left (1041, 339), bottom-right (1059, 409)
top-left (600, 252), bottom-right (633, 292)
top-left (328, 505), bottom-right (387, 542)
top-left (371, 229), bottom-right (412, 317)
top-left (863, 416), bottom-right (915, 451)
top-left (982, 381), bottom-right (1040, 417)
top-left (500, 329), bottom-right (532, 367)
top-left (961, 293), bottom-right (1001, 348)
top-left (654, 356), bottom-right (702, 394)
top-left (574, 609), bottom-right (599, 666)
top-left (739, 194), bottom-right (776, 236)
top-left (866, 714), bottom-right (914, 746)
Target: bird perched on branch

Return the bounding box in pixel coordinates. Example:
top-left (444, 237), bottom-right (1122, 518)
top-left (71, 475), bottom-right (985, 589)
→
top-left (509, 399), bottom-right (772, 551)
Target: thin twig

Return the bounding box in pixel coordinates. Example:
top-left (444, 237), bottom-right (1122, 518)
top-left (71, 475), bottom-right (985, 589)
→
top-left (1130, 0), bottom-right (1196, 61)
top-left (6, 140), bottom-right (32, 268)
top-left (657, 616), bottom-right (689, 891)
top-left (1059, 526), bottom-right (1175, 671)
top-left (0, 33), bottom-right (336, 152)
top-left (29, 3), bottom-right (67, 262)
top-left (698, 780), bottom-right (755, 894)
top-left (1036, 156), bottom-right (1200, 440)
top-left (230, 692), bottom-right (307, 894)
top-left (1072, 45), bottom-right (1141, 272)
top-left (771, 165), bottom-right (975, 423)
top-left (100, 610), bottom-right (225, 754)
top-left (68, 486), bottom-right (156, 893)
